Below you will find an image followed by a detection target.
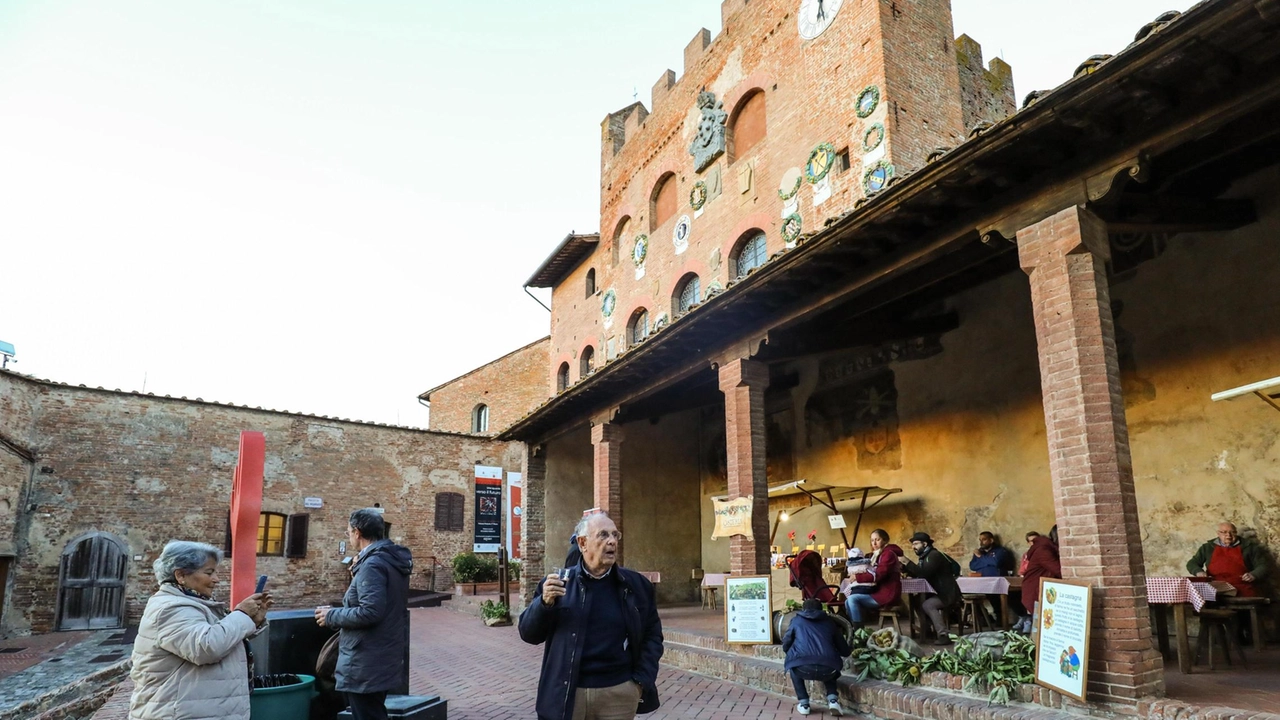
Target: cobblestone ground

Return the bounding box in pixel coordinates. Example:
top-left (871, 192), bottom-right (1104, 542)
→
top-left (411, 607), bottom-right (804, 719)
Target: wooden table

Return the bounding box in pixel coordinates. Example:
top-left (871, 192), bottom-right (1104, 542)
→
top-left (899, 576), bottom-right (1021, 634)
top-left (1146, 576), bottom-right (1217, 674)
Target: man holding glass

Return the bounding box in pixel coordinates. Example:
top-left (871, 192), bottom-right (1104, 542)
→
top-left (519, 511), bottom-right (665, 720)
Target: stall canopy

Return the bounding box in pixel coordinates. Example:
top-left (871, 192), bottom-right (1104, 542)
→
top-left (717, 480), bottom-right (902, 549)
top-left (1212, 375), bottom-right (1280, 414)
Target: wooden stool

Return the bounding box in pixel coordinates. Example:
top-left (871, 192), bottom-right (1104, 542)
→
top-left (960, 595), bottom-right (989, 636)
top-left (701, 586), bottom-right (719, 610)
top-left (877, 597), bottom-right (910, 636)
top-left (1195, 608), bottom-right (1248, 671)
top-left (1221, 596), bottom-right (1270, 652)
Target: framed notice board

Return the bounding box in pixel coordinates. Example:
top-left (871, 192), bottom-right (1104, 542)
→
top-left (1034, 578), bottom-right (1094, 702)
top-left (725, 575), bottom-right (773, 644)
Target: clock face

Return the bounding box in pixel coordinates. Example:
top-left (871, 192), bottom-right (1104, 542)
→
top-left (798, 0), bottom-right (844, 40)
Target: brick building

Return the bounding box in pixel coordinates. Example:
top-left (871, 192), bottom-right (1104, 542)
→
top-left (420, 336), bottom-right (550, 434)
top-left (0, 369), bottom-right (520, 636)
top-left (490, 0), bottom-right (1280, 711)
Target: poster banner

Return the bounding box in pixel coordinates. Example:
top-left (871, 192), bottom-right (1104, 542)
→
top-left (1034, 579), bottom-right (1093, 702)
top-left (506, 472), bottom-right (523, 559)
top-left (711, 496), bottom-right (754, 539)
top-left (474, 465), bottom-right (503, 553)
top-left (725, 575), bottom-right (772, 644)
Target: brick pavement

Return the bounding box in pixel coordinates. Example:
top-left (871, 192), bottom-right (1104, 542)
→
top-left (91, 607), bottom-right (810, 719)
top-left (411, 607), bottom-right (807, 719)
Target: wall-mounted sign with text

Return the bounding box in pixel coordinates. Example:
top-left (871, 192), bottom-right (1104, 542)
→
top-left (304, 497), bottom-right (323, 509)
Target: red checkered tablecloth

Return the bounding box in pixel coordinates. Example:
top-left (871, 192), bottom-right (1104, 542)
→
top-left (1146, 577), bottom-right (1217, 611)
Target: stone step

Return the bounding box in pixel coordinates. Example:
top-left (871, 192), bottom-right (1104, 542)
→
top-left (661, 638), bottom-right (794, 697)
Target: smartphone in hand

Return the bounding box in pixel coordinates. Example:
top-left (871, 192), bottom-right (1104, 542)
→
top-left (255, 575), bottom-right (269, 594)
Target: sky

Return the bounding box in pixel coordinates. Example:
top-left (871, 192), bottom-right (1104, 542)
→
top-left (0, 0), bottom-right (1198, 428)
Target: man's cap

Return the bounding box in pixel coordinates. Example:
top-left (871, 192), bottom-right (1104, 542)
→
top-left (909, 532), bottom-right (934, 544)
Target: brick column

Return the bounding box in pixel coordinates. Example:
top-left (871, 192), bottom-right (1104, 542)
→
top-left (591, 421), bottom-right (624, 564)
top-left (518, 443), bottom-right (546, 604)
top-left (718, 358), bottom-right (770, 576)
top-left (1017, 206), bottom-right (1164, 703)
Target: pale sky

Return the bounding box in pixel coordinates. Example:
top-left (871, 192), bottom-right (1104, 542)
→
top-left (0, 0), bottom-right (1196, 428)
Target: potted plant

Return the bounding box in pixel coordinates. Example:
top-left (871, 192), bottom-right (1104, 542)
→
top-left (480, 599), bottom-right (512, 627)
top-left (451, 552), bottom-right (501, 595)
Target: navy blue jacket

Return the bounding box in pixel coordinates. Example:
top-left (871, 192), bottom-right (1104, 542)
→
top-left (326, 540), bottom-right (413, 694)
top-left (519, 565), bottom-right (664, 720)
top-left (969, 545), bottom-right (1014, 577)
top-left (782, 608), bottom-right (852, 672)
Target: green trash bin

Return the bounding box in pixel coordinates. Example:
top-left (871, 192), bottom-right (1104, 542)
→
top-left (250, 673), bottom-right (317, 720)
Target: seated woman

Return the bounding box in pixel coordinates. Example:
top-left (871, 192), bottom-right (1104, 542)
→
top-left (842, 529), bottom-right (903, 629)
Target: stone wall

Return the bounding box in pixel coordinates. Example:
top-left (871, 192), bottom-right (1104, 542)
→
top-left (0, 372), bottom-right (522, 635)
top-left (0, 371), bottom-right (38, 558)
top-left (423, 336), bottom-right (550, 435)
top-left (955, 34), bottom-right (1015, 132)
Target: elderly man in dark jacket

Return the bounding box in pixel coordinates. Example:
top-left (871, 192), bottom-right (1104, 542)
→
top-left (519, 511), bottom-right (664, 720)
top-left (316, 508), bottom-right (413, 720)
top-left (783, 598), bottom-right (852, 716)
top-left (901, 531), bottom-right (960, 646)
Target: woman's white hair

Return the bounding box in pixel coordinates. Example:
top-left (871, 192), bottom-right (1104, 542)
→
top-left (153, 540), bottom-right (222, 585)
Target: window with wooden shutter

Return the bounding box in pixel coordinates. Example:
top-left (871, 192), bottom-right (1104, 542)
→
top-left (285, 513), bottom-right (309, 558)
top-left (435, 492), bottom-right (464, 532)
top-left (257, 512), bottom-right (287, 556)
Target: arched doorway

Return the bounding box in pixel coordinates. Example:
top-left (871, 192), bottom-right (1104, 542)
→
top-left (56, 532), bottom-right (127, 631)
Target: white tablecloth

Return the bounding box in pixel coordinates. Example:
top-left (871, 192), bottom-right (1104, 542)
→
top-left (900, 576), bottom-right (1012, 595)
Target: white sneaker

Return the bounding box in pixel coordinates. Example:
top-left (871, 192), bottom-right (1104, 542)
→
top-left (797, 701), bottom-right (811, 715)
top-left (827, 694), bottom-right (844, 716)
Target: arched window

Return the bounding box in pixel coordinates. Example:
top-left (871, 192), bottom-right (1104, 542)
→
top-left (628, 308), bottom-right (649, 345)
top-left (585, 268), bottom-right (596, 298)
top-left (675, 274), bottom-right (701, 314)
top-left (732, 231), bottom-right (769, 278)
top-left (556, 362), bottom-right (570, 392)
top-left (729, 90), bottom-right (766, 162)
top-left (258, 512), bottom-right (287, 556)
top-left (472, 404), bottom-right (489, 433)
top-left (580, 345), bottom-right (596, 377)
top-left (650, 173), bottom-right (677, 231)
top-left (611, 216), bottom-right (630, 267)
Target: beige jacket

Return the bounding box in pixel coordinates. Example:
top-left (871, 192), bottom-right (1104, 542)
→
top-left (128, 584), bottom-right (263, 720)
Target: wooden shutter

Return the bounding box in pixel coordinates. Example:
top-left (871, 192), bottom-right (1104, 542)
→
top-left (450, 494), bottom-right (464, 531)
top-left (435, 493), bottom-right (464, 531)
top-left (224, 512), bottom-right (233, 558)
top-left (284, 513), bottom-right (309, 558)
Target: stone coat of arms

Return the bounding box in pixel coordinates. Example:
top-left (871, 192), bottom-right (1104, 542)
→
top-left (689, 91), bottom-right (727, 172)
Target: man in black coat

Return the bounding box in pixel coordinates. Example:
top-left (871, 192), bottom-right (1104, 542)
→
top-left (317, 508), bottom-right (413, 720)
top-left (900, 531), bottom-right (960, 646)
top-left (783, 599), bottom-right (852, 716)
top-left (519, 512), bottom-right (664, 720)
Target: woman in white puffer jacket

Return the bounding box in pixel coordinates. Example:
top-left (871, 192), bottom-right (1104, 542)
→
top-left (129, 541), bottom-right (272, 720)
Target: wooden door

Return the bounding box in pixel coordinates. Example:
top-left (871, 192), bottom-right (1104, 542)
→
top-left (57, 534), bottom-right (127, 631)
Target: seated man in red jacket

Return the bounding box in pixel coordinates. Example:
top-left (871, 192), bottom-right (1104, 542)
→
top-left (1187, 522), bottom-right (1268, 597)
